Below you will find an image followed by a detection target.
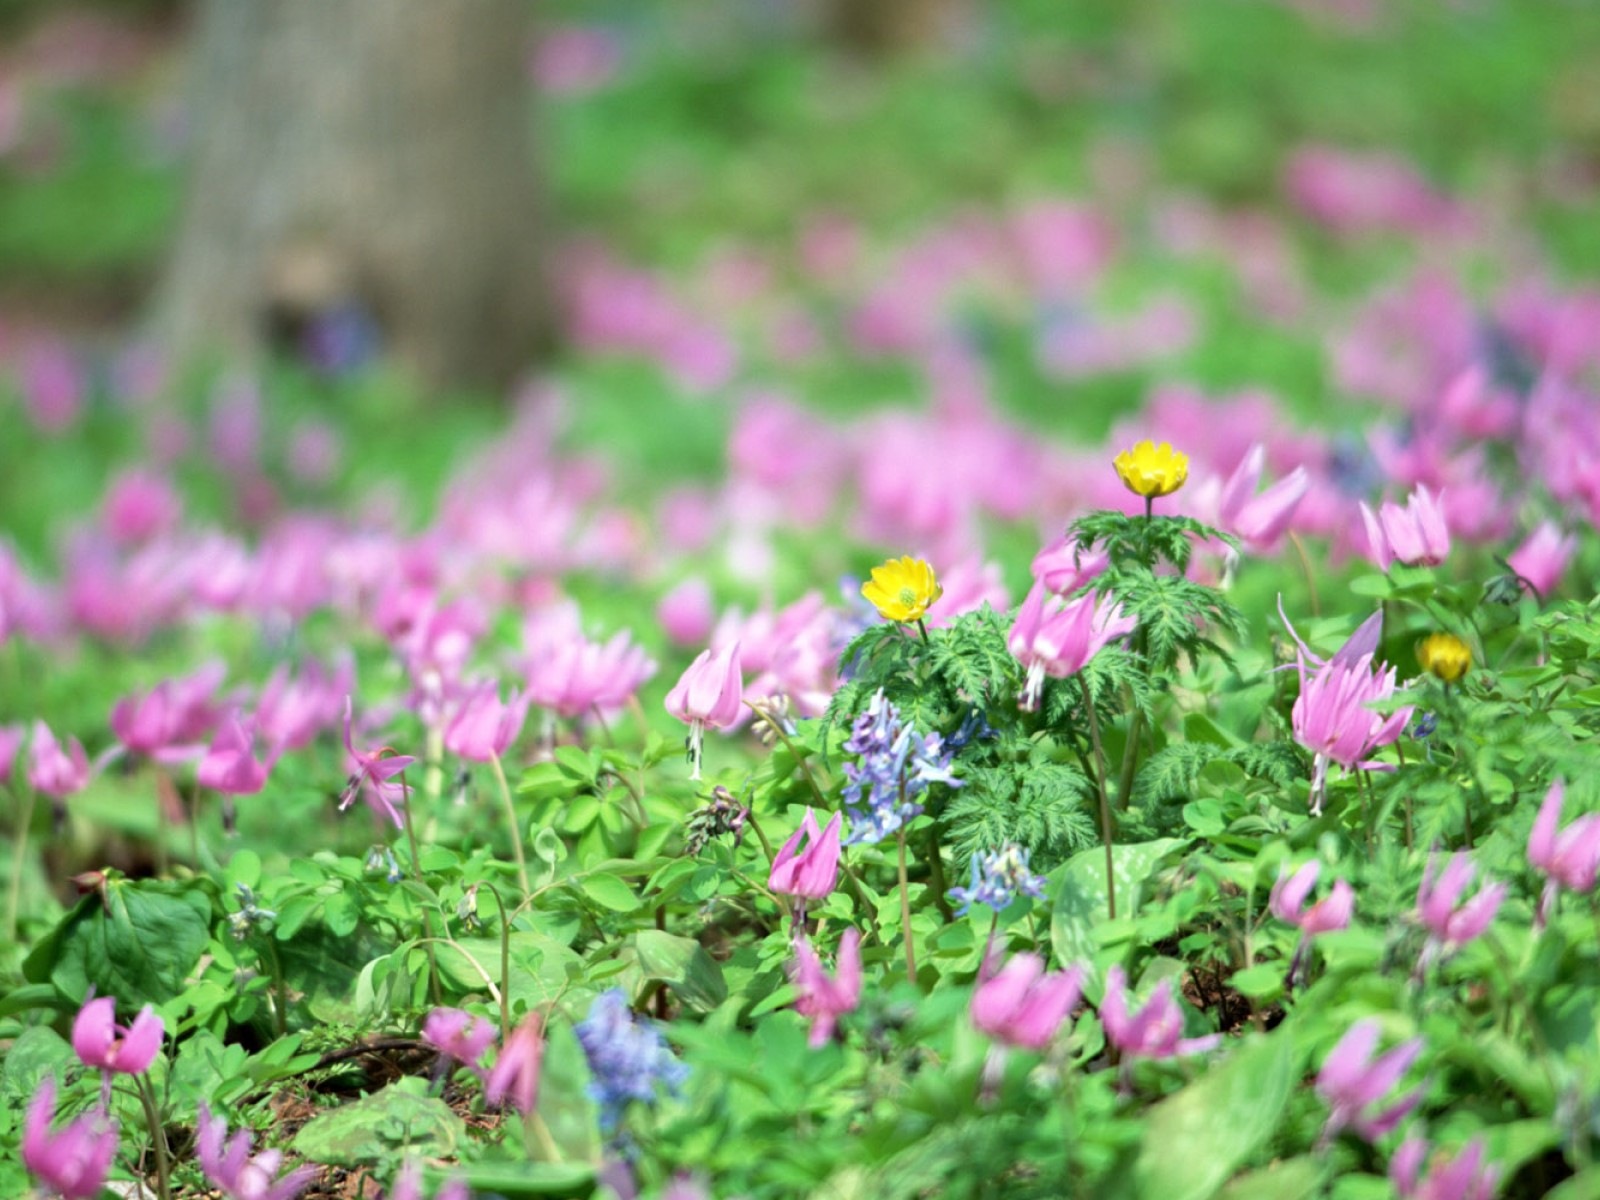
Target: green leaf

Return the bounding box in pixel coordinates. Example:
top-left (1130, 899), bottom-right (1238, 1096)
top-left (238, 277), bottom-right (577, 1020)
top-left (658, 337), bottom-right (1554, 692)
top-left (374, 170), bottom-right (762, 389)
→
top-left (460, 1164), bottom-right (598, 1197)
top-left (291, 1077), bottom-right (464, 1166)
top-left (23, 877), bottom-right (212, 1008)
top-left (1216, 1157), bottom-right (1323, 1200)
top-left (628, 929), bottom-right (727, 1012)
top-left (1131, 1032), bottom-right (1298, 1200)
top-left (578, 873), bottom-right (639, 913)
top-left (1050, 838), bottom-right (1188, 984)
top-left (0, 1027), bottom-right (74, 1106)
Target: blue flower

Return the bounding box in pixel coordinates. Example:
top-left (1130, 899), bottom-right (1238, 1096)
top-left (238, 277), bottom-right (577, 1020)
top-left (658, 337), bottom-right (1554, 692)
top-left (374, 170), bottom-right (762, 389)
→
top-left (575, 990), bottom-right (689, 1136)
top-left (841, 690), bottom-right (962, 845)
top-left (948, 844), bottom-right (1048, 916)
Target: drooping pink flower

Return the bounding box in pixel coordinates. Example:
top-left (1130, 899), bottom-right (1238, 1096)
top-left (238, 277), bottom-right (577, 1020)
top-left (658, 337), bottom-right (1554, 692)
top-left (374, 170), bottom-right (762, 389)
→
top-left (657, 577), bottom-right (715, 647)
top-left (1390, 1134), bottom-right (1500, 1200)
top-left (768, 809), bottom-right (842, 902)
top-left (1507, 522), bottom-right (1576, 599)
top-left (21, 1077), bottom-right (118, 1200)
top-left (256, 658), bottom-right (351, 759)
top-left (1415, 853), bottom-right (1504, 956)
top-left (1030, 536), bottom-right (1110, 597)
top-left (1315, 1018), bottom-right (1425, 1142)
top-left (1100, 965), bottom-right (1219, 1060)
top-left (1269, 861), bottom-right (1354, 936)
top-left (72, 995), bottom-right (164, 1076)
top-left (422, 1007), bottom-right (497, 1076)
top-left (443, 684), bottom-right (530, 763)
top-left (197, 717), bottom-right (269, 796)
top-left (196, 1105), bottom-right (318, 1200)
top-left (338, 697), bottom-right (416, 829)
top-left (110, 662), bottom-right (227, 763)
top-left (485, 1012), bottom-right (546, 1115)
top-left (970, 951), bottom-right (1084, 1050)
top-left (664, 642), bottom-right (743, 780)
top-left (524, 628), bottom-right (656, 721)
top-left (1360, 485), bottom-right (1451, 570)
top-left (28, 722), bottom-right (91, 798)
top-left (1007, 581), bottom-right (1137, 711)
top-left (1528, 779), bottom-right (1600, 924)
top-left (1214, 444), bottom-right (1310, 551)
top-left (792, 928), bottom-right (863, 1048)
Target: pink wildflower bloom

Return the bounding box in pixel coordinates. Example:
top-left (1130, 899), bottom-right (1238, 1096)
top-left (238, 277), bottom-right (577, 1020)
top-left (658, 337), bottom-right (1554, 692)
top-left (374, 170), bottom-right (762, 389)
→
top-left (926, 558), bottom-right (1010, 629)
top-left (198, 717), bottom-right (269, 796)
top-left (28, 721), bottom-right (91, 798)
top-left (197, 1105), bottom-right (318, 1200)
top-left (1360, 485), bottom-right (1451, 570)
top-left (101, 469), bottom-right (181, 544)
top-left (338, 697), bottom-right (415, 829)
top-left (1100, 965), bottom-right (1219, 1060)
top-left (485, 1012), bottom-right (546, 1114)
top-left (423, 1007), bottom-right (497, 1075)
top-left (1315, 1018), bottom-right (1425, 1142)
top-left (792, 928), bottom-right (863, 1048)
top-left (21, 1077), bottom-right (118, 1200)
top-left (1030, 536), bottom-right (1110, 597)
top-left (1528, 779), bottom-right (1600, 923)
top-left (1007, 581), bottom-right (1137, 711)
top-left (1507, 522), bottom-right (1576, 599)
top-left (657, 577), bottom-right (715, 647)
top-left (1269, 862), bottom-right (1354, 936)
top-left (525, 630), bottom-right (656, 721)
top-left (1390, 1134), bottom-right (1500, 1200)
top-left (1215, 444), bottom-right (1310, 551)
top-left (1415, 853), bottom-right (1504, 956)
top-left (970, 951), bottom-right (1084, 1050)
top-left (664, 641), bottom-right (744, 780)
top-left (72, 995), bottom-right (164, 1075)
top-left (256, 658), bottom-right (351, 759)
top-left (110, 662), bottom-right (227, 763)
top-left (768, 808), bottom-right (842, 901)
top-left (389, 1159), bottom-right (471, 1200)
top-left (444, 684), bottom-right (529, 763)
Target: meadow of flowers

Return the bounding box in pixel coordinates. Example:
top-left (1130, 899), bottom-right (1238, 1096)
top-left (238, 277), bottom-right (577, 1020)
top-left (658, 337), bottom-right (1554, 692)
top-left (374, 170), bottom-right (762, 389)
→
top-left (4, 2), bottom-right (1600, 1198)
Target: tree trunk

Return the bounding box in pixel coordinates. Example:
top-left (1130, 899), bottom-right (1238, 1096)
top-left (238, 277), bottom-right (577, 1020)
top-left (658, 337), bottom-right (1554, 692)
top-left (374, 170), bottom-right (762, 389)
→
top-left (155, 0), bottom-right (551, 391)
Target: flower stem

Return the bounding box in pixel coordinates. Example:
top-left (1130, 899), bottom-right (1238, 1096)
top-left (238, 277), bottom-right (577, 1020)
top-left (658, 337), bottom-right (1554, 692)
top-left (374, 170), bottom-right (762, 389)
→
top-left (925, 826), bottom-right (953, 922)
top-left (489, 752), bottom-right (532, 895)
top-left (916, 618), bottom-right (931, 646)
top-left (134, 1074), bottom-right (172, 1200)
top-left (897, 830), bottom-right (917, 984)
top-left (1288, 532), bottom-right (1321, 616)
top-left (6, 782), bottom-right (34, 942)
top-left (400, 782), bottom-right (445, 1006)
top-left (481, 881), bottom-right (514, 1040)
top-left (1080, 676), bottom-right (1117, 921)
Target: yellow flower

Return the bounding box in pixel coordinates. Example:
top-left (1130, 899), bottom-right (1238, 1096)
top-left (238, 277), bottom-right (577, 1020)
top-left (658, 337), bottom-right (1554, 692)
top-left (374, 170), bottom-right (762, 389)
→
top-left (861, 556), bottom-right (943, 624)
top-left (1114, 440), bottom-right (1189, 499)
top-left (1416, 632), bottom-right (1471, 683)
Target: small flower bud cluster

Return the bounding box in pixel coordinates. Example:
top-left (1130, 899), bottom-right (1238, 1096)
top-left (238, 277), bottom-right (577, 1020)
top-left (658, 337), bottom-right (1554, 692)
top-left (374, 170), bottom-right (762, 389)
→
top-left (683, 786), bottom-right (751, 856)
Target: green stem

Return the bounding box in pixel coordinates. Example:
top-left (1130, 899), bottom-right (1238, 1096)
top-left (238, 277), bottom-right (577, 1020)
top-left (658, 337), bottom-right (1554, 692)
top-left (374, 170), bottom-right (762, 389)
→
top-left (6, 782), bottom-right (35, 942)
top-left (134, 1074), bottom-right (172, 1200)
top-left (264, 938), bottom-right (289, 1038)
top-left (925, 826), bottom-right (953, 922)
top-left (400, 782), bottom-right (445, 1006)
top-left (897, 830), bottom-right (917, 984)
top-left (839, 858), bottom-right (882, 943)
top-left (916, 618), bottom-right (931, 646)
top-left (1288, 532), bottom-right (1320, 617)
top-left (481, 881), bottom-right (513, 1040)
top-left (752, 703), bottom-right (832, 807)
top-left (744, 810), bottom-right (778, 868)
top-left (1114, 707), bottom-right (1144, 814)
top-left (1080, 676), bottom-right (1117, 921)
top-left (489, 752), bottom-right (532, 895)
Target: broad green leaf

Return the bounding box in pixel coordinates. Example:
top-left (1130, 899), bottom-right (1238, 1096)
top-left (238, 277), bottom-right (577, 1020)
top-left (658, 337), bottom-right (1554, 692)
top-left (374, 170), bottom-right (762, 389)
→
top-left (627, 929), bottom-right (727, 1012)
top-left (1050, 837), bottom-right (1188, 990)
top-left (0, 1027), bottom-right (74, 1105)
top-left (578, 873), bottom-right (639, 913)
top-left (460, 1164), bottom-right (597, 1197)
top-left (291, 1077), bottom-right (463, 1166)
top-left (1217, 1157), bottom-right (1323, 1200)
top-left (1131, 1032), bottom-right (1298, 1200)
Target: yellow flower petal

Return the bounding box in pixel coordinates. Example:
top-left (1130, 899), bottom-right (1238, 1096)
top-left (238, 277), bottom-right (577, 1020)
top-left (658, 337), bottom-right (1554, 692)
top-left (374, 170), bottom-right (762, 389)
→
top-left (862, 556), bottom-right (942, 623)
top-left (1114, 440), bottom-right (1189, 499)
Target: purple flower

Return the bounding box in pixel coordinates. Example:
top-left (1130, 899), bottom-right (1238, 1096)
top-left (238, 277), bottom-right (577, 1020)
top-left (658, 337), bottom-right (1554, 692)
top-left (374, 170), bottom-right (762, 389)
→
top-left (72, 995), bottom-right (163, 1076)
top-left (970, 951), bottom-right (1083, 1050)
top-left (948, 844), bottom-right (1048, 916)
top-left (388, 1159), bottom-right (470, 1200)
top-left (768, 808), bottom-right (842, 901)
top-left (256, 657), bottom-right (350, 760)
top-left (1390, 1134), bottom-right (1500, 1200)
top-left (1100, 965), bottom-right (1219, 1061)
top-left (109, 661), bottom-right (226, 762)
top-left (1416, 853), bottom-right (1504, 957)
top-left (1506, 522), bottom-right (1575, 599)
top-left (422, 1007), bottom-right (497, 1076)
top-left (197, 1105), bottom-right (318, 1200)
top-left (574, 989), bottom-right (689, 1135)
top-left (1528, 779), bottom-right (1600, 925)
top-left (840, 690), bottom-right (961, 845)
top-left (791, 928), bottom-right (863, 1049)
top-left (1315, 1018), bottom-right (1425, 1142)
top-left (21, 1077), bottom-right (118, 1200)
top-left (443, 683), bottom-right (530, 763)
top-left (338, 697), bottom-right (415, 829)
top-left (1214, 444), bottom-right (1309, 551)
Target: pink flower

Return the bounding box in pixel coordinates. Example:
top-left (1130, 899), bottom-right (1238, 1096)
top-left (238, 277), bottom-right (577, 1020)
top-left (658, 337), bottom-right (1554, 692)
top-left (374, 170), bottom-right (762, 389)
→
top-left (72, 996), bottom-right (164, 1075)
top-left (1269, 862), bottom-right (1354, 936)
top-left (1030, 536), bottom-right (1110, 597)
top-left (1215, 444), bottom-right (1310, 551)
top-left (1315, 1018), bottom-right (1425, 1142)
top-left (423, 1007), bottom-right (497, 1075)
top-left (197, 1105), bottom-right (318, 1200)
top-left (768, 808), bottom-right (842, 901)
top-left (1415, 853), bottom-right (1504, 955)
top-left (792, 928), bottom-right (863, 1048)
top-left (256, 658), bottom-right (350, 759)
top-left (21, 1077), bottom-right (118, 1200)
top-left (110, 662), bottom-right (226, 762)
top-left (970, 951), bottom-right (1084, 1050)
top-left (101, 469), bottom-right (181, 544)
top-left (389, 1159), bottom-right (470, 1200)
top-left (1100, 965), bottom-right (1219, 1060)
top-left (664, 641), bottom-right (744, 780)
top-left (1390, 1135), bottom-right (1500, 1200)
top-left (1008, 582), bottom-right (1137, 711)
top-left (1528, 779), bottom-right (1600, 923)
top-left (28, 722), bottom-right (90, 798)
top-left (338, 697), bottom-right (416, 829)
top-left (1507, 522), bottom-right (1576, 599)
top-left (485, 1012), bottom-right (546, 1114)
top-left (443, 684), bottom-right (529, 763)
top-left (524, 630), bottom-right (656, 721)
top-left (1360, 485), bottom-right (1451, 569)
top-left (198, 717), bottom-right (269, 796)
top-left (657, 577), bottom-right (715, 647)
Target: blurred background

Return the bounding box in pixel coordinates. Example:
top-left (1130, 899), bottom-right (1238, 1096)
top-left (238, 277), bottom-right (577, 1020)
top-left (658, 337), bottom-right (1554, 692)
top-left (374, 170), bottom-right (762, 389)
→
top-left (1, 0), bottom-right (1598, 558)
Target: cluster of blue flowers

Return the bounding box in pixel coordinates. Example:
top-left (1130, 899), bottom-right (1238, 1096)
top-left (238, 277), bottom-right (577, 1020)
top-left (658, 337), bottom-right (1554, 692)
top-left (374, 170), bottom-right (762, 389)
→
top-left (948, 843), bottom-right (1049, 916)
top-left (575, 989), bottom-right (690, 1135)
top-left (841, 690), bottom-right (962, 845)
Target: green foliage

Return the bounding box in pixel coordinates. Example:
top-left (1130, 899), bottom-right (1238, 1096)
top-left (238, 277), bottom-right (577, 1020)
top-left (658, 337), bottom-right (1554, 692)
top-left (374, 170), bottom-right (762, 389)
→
top-left (946, 760), bottom-right (1097, 869)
